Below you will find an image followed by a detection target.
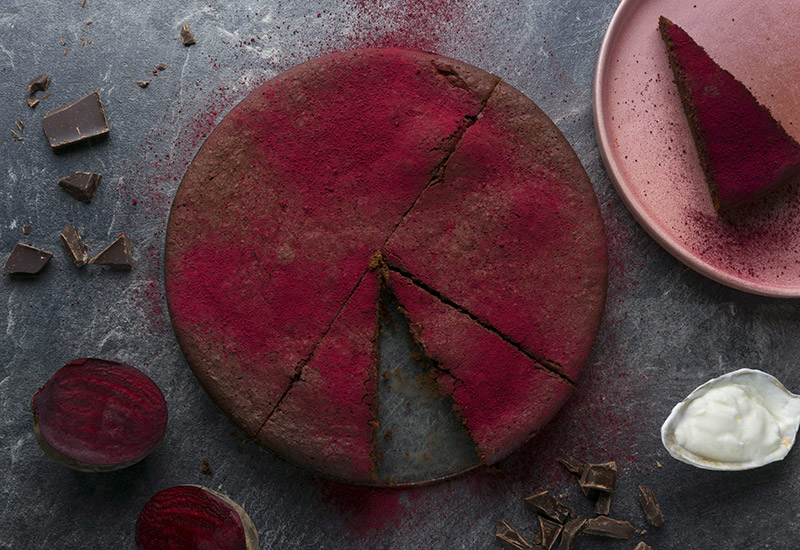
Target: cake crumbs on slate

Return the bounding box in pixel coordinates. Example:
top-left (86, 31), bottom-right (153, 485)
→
top-left (89, 234), bottom-right (133, 269)
top-left (638, 485), bottom-right (664, 527)
top-left (495, 520), bottom-right (533, 550)
top-left (3, 243), bottom-right (53, 275)
top-left (180, 24), bottom-right (196, 46)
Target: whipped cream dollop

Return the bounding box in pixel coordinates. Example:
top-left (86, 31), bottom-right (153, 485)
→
top-left (662, 369), bottom-right (800, 469)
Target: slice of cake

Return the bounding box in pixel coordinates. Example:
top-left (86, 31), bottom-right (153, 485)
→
top-left (659, 16), bottom-right (800, 210)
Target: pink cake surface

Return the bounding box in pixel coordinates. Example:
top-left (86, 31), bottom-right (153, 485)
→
top-left (164, 48), bottom-right (607, 483)
top-left (659, 16), bottom-right (800, 210)
top-left (256, 273), bottom-right (380, 483)
top-left (385, 271), bottom-right (573, 464)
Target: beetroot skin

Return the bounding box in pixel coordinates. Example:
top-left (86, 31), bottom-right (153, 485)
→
top-left (136, 485), bottom-right (259, 550)
top-left (31, 358), bottom-right (167, 472)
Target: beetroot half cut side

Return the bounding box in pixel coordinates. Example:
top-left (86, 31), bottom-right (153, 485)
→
top-left (136, 485), bottom-right (259, 550)
top-left (30, 357), bottom-right (168, 472)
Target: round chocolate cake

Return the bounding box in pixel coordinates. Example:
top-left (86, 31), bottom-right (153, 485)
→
top-left (164, 48), bottom-right (607, 484)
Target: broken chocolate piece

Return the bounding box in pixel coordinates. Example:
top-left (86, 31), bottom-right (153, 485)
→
top-left (22, 225), bottom-right (32, 235)
top-left (136, 80), bottom-right (150, 88)
top-left (579, 461), bottom-right (617, 493)
top-left (26, 74), bottom-right (50, 96)
top-left (11, 130), bottom-right (23, 141)
top-left (633, 543), bottom-right (652, 550)
top-left (524, 491), bottom-right (571, 524)
top-left (556, 518), bottom-right (585, 550)
top-left (89, 234), bottom-right (133, 269)
top-left (557, 456), bottom-right (585, 476)
top-left (60, 225), bottom-right (88, 267)
top-left (538, 516), bottom-right (562, 550)
top-left (27, 97), bottom-right (40, 108)
top-left (582, 516), bottom-right (634, 539)
top-left (15, 121), bottom-right (24, 131)
top-left (595, 491), bottom-right (612, 515)
top-left (496, 520), bottom-right (533, 550)
top-left (156, 62), bottom-right (167, 71)
top-left (3, 243), bottom-right (53, 275)
top-left (638, 485), bottom-right (664, 527)
top-left (180, 24), bottom-right (196, 46)
top-left (40, 92), bottom-right (109, 149)
top-left (58, 172), bottom-right (101, 203)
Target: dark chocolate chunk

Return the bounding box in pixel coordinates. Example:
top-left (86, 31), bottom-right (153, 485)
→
top-left (89, 233), bottom-right (132, 269)
top-left (200, 458), bottom-right (213, 475)
top-left (594, 491), bottom-right (612, 515)
top-left (633, 542), bottom-right (652, 550)
top-left (27, 97), bottom-right (40, 108)
top-left (3, 243), bottom-right (53, 275)
top-left (524, 491), bottom-right (571, 524)
top-left (538, 516), bottom-right (562, 550)
top-left (582, 516), bottom-right (634, 539)
top-left (496, 520), bottom-right (533, 550)
top-left (557, 456), bottom-right (585, 476)
top-left (58, 172), bottom-right (102, 202)
top-left (156, 62), bottom-right (167, 71)
top-left (60, 225), bottom-right (88, 267)
top-left (180, 24), bottom-right (196, 46)
top-left (638, 485), bottom-right (664, 527)
top-left (22, 225), bottom-right (32, 235)
top-left (579, 461), bottom-right (617, 493)
top-left (556, 518), bottom-right (585, 550)
top-left (136, 80), bottom-right (150, 88)
top-left (26, 74), bottom-right (50, 96)
top-left (40, 92), bottom-right (109, 149)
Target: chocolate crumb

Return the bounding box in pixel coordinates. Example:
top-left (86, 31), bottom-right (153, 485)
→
top-left (26, 74), bottom-right (50, 96)
top-left (3, 243), bottom-right (53, 275)
top-left (638, 485), bottom-right (664, 527)
top-left (655, 460), bottom-right (663, 468)
top-left (495, 520), bottom-right (533, 550)
top-left (136, 80), bottom-right (150, 88)
top-left (200, 458), bottom-right (213, 475)
top-left (40, 93), bottom-right (51, 101)
top-left (27, 97), bottom-right (40, 108)
top-left (22, 225), bottom-right (32, 235)
top-left (633, 543), bottom-right (652, 550)
top-left (60, 225), bottom-right (88, 267)
top-left (89, 233), bottom-right (133, 269)
top-left (156, 62), bottom-right (167, 71)
top-left (180, 24), bottom-right (196, 46)
top-left (11, 130), bottom-right (23, 141)
top-left (15, 121), bottom-right (24, 131)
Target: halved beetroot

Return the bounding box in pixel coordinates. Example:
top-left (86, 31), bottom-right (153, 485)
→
top-left (31, 358), bottom-right (167, 472)
top-left (136, 485), bottom-right (259, 550)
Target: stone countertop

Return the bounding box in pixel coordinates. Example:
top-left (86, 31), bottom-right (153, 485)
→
top-left (2, 0), bottom-right (800, 548)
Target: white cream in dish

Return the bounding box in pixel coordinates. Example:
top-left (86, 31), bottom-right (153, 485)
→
top-left (661, 369), bottom-right (800, 470)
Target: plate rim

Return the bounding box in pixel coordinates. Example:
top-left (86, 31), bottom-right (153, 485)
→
top-left (592, 0), bottom-right (800, 298)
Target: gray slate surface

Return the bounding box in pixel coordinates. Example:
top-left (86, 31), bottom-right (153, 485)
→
top-left (3, 0), bottom-right (800, 548)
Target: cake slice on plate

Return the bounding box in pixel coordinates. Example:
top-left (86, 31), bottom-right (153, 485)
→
top-left (659, 16), bottom-right (800, 211)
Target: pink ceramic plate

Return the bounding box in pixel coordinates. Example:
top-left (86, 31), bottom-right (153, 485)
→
top-left (594, 0), bottom-right (800, 296)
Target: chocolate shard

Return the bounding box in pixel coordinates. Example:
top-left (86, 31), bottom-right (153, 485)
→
top-left (58, 172), bottom-right (102, 202)
top-left (633, 543), bottom-right (652, 550)
top-left (496, 520), bottom-right (533, 550)
top-left (582, 516), bottom-right (634, 539)
top-left (557, 456), bottom-right (585, 477)
top-left (638, 485), bottom-right (664, 527)
top-left (136, 80), bottom-right (150, 88)
top-left (89, 233), bottom-right (132, 269)
top-left (40, 92), bottom-right (109, 149)
top-left (22, 225), bottom-right (32, 235)
top-left (3, 243), bottom-right (53, 275)
top-left (60, 225), bottom-right (88, 267)
top-left (538, 516), bottom-right (562, 550)
top-left (556, 518), bottom-right (585, 550)
top-left (524, 490), bottom-right (571, 524)
top-left (594, 491), bottom-right (612, 515)
top-left (27, 97), bottom-right (40, 108)
top-left (156, 62), bottom-right (167, 71)
top-left (26, 73), bottom-right (50, 96)
top-left (180, 24), bottom-right (196, 46)
top-left (579, 461), bottom-right (617, 493)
